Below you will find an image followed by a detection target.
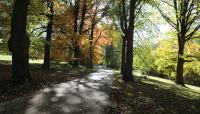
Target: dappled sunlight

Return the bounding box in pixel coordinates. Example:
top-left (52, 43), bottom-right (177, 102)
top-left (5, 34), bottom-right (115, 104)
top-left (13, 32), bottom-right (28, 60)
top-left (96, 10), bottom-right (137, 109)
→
top-left (25, 93), bottom-right (47, 114)
top-left (0, 55), bottom-right (44, 64)
top-left (140, 74), bottom-right (200, 100)
top-left (88, 69), bottom-right (113, 81)
top-left (186, 85), bottom-right (200, 93)
top-left (0, 69), bottom-right (114, 114)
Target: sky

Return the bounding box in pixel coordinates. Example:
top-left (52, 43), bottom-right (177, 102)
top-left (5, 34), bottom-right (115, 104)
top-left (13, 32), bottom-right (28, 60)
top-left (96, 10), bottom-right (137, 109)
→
top-left (159, 24), bottom-right (172, 34)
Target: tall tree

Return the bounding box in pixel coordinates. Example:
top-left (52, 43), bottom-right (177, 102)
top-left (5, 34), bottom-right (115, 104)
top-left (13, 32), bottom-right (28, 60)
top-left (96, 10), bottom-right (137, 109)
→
top-left (8, 0), bottom-right (31, 84)
top-left (88, 0), bottom-right (108, 68)
top-left (118, 0), bottom-right (128, 74)
top-left (122, 0), bottom-right (136, 81)
top-left (123, 0), bottom-right (144, 81)
top-left (71, 0), bottom-right (86, 66)
top-left (158, 0), bottom-right (200, 85)
top-left (109, 0), bottom-right (147, 77)
top-left (42, 1), bottom-right (54, 69)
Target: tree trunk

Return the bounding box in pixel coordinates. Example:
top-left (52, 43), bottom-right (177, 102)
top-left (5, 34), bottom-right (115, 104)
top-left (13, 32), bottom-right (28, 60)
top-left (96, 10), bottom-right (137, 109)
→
top-left (72, 0), bottom-right (80, 67)
top-left (73, 41), bottom-right (80, 67)
top-left (74, 0), bottom-right (80, 33)
top-left (79, 0), bottom-right (86, 34)
top-left (176, 36), bottom-right (185, 85)
top-left (123, 29), bottom-right (134, 81)
top-left (42, 22), bottom-right (52, 69)
top-left (121, 36), bottom-right (126, 74)
top-left (89, 24), bottom-right (95, 68)
top-left (89, 40), bottom-right (93, 68)
top-left (8, 0), bottom-right (30, 85)
top-left (122, 0), bottom-right (135, 81)
top-left (42, 3), bottom-right (53, 69)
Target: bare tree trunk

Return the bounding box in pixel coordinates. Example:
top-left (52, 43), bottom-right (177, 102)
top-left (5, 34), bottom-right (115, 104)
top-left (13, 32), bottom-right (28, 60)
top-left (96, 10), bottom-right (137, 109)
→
top-left (73, 41), bottom-right (80, 66)
top-left (8, 0), bottom-right (31, 85)
top-left (123, 0), bottom-right (135, 81)
top-left (89, 23), bottom-right (95, 68)
top-left (42, 2), bottom-right (53, 69)
top-left (121, 36), bottom-right (126, 74)
top-left (123, 29), bottom-right (134, 81)
top-left (72, 0), bottom-right (81, 67)
top-left (79, 0), bottom-right (87, 34)
top-left (176, 36), bottom-right (185, 85)
top-left (89, 40), bottom-right (93, 68)
top-left (74, 0), bottom-right (80, 33)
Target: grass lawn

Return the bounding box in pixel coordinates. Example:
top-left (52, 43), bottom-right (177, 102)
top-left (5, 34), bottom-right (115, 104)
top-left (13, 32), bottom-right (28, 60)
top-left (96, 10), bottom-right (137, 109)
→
top-left (107, 71), bottom-right (200, 114)
top-left (0, 55), bottom-right (43, 64)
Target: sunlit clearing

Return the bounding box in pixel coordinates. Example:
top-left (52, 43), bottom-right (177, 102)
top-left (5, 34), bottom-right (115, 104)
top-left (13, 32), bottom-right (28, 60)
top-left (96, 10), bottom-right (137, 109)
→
top-left (136, 73), bottom-right (200, 100)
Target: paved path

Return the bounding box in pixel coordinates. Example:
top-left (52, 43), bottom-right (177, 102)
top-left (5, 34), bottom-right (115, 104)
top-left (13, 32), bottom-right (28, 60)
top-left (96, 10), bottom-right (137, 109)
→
top-left (0, 69), bottom-right (113, 114)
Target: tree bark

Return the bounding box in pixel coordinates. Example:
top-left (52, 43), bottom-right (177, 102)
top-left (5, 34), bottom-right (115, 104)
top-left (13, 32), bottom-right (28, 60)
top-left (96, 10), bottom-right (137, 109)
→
top-left (121, 36), bottom-right (126, 74)
top-left (123, 0), bottom-right (135, 81)
top-left (72, 0), bottom-right (81, 67)
top-left (176, 55), bottom-right (184, 85)
top-left (74, 0), bottom-right (80, 33)
top-left (176, 36), bottom-right (185, 85)
top-left (123, 29), bottom-right (134, 81)
top-left (8, 0), bottom-right (31, 85)
top-left (79, 0), bottom-right (87, 34)
top-left (73, 41), bottom-right (80, 67)
top-left (42, 20), bottom-right (52, 69)
top-left (89, 40), bottom-right (93, 68)
top-left (89, 23), bottom-right (95, 68)
top-left (42, 2), bottom-right (53, 69)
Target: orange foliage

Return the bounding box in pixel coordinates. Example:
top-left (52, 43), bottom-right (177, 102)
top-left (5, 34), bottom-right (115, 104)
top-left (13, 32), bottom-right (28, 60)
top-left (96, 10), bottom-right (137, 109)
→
top-left (50, 0), bottom-right (112, 65)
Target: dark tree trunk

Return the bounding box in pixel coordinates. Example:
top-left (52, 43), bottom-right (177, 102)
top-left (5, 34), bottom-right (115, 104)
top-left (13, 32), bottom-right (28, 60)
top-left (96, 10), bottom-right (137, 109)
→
top-left (89, 40), bottom-right (93, 68)
top-left (42, 22), bottom-right (52, 69)
top-left (8, 0), bottom-right (31, 85)
top-left (123, 29), bottom-right (134, 81)
top-left (42, 2), bottom-right (53, 69)
top-left (121, 36), bottom-right (126, 74)
top-left (73, 41), bottom-right (80, 67)
top-left (122, 0), bottom-right (135, 81)
top-left (74, 0), bottom-right (80, 33)
top-left (72, 0), bottom-right (80, 67)
top-left (89, 24), bottom-right (95, 68)
top-left (79, 0), bottom-right (87, 34)
top-left (176, 36), bottom-right (185, 85)
top-left (72, 43), bottom-right (81, 67)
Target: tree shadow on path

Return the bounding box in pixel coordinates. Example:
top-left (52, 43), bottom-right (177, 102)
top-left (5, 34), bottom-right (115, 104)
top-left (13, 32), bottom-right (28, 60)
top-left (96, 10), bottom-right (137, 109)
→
top-left (0, 69), bottom-right (113, 114)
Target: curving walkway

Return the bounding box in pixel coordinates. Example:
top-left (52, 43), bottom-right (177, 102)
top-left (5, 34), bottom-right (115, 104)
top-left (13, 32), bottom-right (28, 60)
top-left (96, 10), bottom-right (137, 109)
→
top-left (0, 69), bottom-right (113, 114)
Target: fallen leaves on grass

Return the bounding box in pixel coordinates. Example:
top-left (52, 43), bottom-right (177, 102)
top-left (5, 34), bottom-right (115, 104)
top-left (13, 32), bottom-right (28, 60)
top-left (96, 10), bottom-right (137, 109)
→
top-left (107, 74), bottom-right (200, 114)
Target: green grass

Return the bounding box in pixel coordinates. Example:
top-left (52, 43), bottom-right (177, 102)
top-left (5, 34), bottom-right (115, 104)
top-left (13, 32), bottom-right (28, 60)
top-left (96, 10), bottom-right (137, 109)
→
top-left (0, 54), bottom-right (43, 64)
top-left (0, 55), bottom-right (11, 61)
top-left (115, 71), bottom-right (200, 100)
top-left (110, 72), bottom-right (200, 113)
top-left (141, 76), bottom-right (200, 100)
top-left (133, 71), bottom-right (200, 100)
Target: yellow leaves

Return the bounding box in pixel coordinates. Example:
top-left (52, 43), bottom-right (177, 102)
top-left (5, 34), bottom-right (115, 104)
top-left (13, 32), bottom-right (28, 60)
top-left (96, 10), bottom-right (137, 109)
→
top-left (93, 45), bottom-right (104, 64)
top-left (185, 42), bottom-right (200, 56)
top-left (53, 0), bottom-right (69, 14)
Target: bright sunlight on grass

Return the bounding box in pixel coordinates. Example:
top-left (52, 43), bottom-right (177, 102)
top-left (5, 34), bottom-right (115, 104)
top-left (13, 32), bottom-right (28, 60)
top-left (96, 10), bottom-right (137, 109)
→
top-left (132, 72), bottom-right (200, 100)
top-left (0, 55), bottom-right (43, 64)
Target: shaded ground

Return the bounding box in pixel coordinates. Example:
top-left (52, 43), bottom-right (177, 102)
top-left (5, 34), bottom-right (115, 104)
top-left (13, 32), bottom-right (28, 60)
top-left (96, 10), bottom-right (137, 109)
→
top-left (0, 69), bottom-right (113, 114)
top-left (0, 63), bottom-right (95, 102)
top-left (107, 72), bottom-right (200, 114)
